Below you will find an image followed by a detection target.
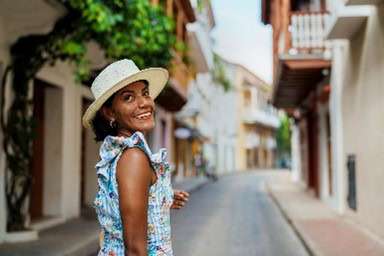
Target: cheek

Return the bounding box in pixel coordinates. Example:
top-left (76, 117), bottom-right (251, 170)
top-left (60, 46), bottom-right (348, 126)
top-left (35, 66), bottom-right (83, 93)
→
top-left (148, 99), bottom-right (155, 109)
top-left (115, 107), bottom-right (135, 124)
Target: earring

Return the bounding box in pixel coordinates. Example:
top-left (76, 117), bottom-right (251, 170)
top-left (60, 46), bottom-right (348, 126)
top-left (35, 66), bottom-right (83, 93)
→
top-left (109, 120), bottom-right (116, 129)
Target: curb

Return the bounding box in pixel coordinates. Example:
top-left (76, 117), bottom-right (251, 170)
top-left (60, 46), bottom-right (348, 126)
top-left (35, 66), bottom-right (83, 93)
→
top-left (265, 179), bottom-right (316, 256)
top-left (63, 233), bottom-right (99, 256)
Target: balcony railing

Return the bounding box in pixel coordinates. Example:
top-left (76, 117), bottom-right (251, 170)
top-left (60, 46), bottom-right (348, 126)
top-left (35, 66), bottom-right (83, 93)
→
top-left (169, 51), bottom-right (193, 96)
top-left (243, 107), bottom-right (280, 128)
top-left (287, 10), bottom-right (330, 54)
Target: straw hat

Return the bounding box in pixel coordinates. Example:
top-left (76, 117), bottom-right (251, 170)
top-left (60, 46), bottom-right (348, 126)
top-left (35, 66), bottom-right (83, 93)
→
top-left (82, 59), bottom-right (169, 130)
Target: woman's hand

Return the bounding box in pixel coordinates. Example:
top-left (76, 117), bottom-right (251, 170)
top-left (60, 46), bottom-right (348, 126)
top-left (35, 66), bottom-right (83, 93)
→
top-left (171, 189), bottom-right (189, 210)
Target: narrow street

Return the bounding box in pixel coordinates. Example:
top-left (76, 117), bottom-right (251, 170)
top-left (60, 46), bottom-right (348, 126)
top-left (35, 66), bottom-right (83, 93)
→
top-left (171, 171), bottom-right (309, 256)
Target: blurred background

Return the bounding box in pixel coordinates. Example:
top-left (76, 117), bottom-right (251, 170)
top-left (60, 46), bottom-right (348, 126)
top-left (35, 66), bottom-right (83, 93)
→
top-left (0, 0), bottom-right (383, 255)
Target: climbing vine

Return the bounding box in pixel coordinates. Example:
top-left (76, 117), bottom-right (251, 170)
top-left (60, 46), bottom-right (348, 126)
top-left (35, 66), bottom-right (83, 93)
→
top-left (1, 0), bottom-right (176, 231)
top-left (213, 54), bottom-right (231, 92)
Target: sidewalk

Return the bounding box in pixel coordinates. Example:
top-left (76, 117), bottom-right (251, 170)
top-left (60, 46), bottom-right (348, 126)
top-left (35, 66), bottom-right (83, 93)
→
top-left (267, 171), bottom-right (384, 256)
top-left (0, 217), bottom-right (100, 256)
top-left (0, 175), bottom-right (209, 256)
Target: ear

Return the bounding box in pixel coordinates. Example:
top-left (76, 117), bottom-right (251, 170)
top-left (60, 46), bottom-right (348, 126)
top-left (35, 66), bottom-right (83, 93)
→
top-left (100, 106), bottom-right (115, 122)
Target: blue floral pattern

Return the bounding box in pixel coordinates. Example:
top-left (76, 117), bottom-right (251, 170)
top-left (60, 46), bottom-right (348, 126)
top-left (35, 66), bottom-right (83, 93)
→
top-left (94, 131), bottom-right (174, 256)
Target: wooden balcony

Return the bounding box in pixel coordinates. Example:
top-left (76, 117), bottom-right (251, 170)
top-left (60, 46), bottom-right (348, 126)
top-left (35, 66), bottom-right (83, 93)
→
top-left (273, 10), bottom-right (332, 108)
top-left (285, 10), bottom-right (330, 54)
top-left (155, 52), bottom-right (193, 112)
top-left (169, 52), bottom-right (192, 97)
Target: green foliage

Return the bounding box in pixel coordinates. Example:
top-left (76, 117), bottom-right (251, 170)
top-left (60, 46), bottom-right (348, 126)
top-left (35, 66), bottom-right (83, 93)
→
top-left (276, 113), bottom-right (292, 156)
top-left (196, 0), bottom-right (211, 13)
top-left (2, 0), bottom-right (177, 231)
top-left (60, 0), bottom-right (176, 72)
top-left (213, 54), bottom-right (231, 92)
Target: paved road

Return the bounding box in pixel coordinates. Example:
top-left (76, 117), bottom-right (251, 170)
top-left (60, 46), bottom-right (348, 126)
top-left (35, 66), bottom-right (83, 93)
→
top-left (171, 171), bottom-right (309, 256)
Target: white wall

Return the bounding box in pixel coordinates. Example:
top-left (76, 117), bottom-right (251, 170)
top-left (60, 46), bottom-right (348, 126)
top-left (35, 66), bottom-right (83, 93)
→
top-left (213, 77), bottom-right (237, 174)
top-left (328, 4), bottom-right (384, 239)
top-left (84, 126), bottom-right (100, 208)
top-left (43, 86), bottom-right (64, 216)
top-left (337, 6), bottom-right (384, 237)
top-left (0, 11), bottom-right (11, 244)
top-left (37, 61), bottom-right (84, 219)
top-left (195, 72), bottom-right (216, 166)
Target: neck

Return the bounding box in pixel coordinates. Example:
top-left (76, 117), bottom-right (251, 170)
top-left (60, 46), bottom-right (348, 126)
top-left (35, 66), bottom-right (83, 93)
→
top-left (117, 128), bottom-right (145, 138)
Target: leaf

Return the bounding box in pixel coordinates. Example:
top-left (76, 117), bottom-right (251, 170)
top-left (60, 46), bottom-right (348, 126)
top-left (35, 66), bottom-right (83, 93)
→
top-left (60, 40), bottom-right (86, 57)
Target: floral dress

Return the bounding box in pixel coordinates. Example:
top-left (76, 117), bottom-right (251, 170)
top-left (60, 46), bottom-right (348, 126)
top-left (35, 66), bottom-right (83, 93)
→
top-left (94, 131), bottom-right (174, 256)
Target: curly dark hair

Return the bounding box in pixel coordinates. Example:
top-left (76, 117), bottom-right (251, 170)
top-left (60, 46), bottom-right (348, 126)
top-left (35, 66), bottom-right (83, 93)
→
top-left (91, 95), bottom-right (118, 142)
top-left (91, 80), bottom-right (150, 142)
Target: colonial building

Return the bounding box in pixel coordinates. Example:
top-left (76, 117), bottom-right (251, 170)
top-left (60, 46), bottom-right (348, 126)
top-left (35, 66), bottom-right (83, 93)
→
top-left (146, 0), bottom-right (197, 182)
top-left (262, 0), bottom-right (331, 197)
top-left (325, 0), bottom-right (384, 239)
top-left (173, 0), bottom-right (216, 181)
top-left (211, 56), bottom-right (279, 172)
top-left (234, 64), bottom-right (279, 171)
top-left (0, 0), bottom-right (197, 244)
top-left (262, 0), bottom-right (384, 241)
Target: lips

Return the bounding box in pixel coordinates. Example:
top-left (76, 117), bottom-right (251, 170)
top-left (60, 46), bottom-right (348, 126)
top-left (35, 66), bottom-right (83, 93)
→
top-left (135, 111), bottom-right (152, 120)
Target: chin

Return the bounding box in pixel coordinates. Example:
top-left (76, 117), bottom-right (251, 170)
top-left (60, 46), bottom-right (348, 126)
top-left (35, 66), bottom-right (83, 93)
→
top-left (139, 123), bottom-right (155, 133)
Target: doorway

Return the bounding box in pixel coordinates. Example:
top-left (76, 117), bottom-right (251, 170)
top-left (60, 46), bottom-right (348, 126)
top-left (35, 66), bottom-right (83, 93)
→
top-left (30, 80), bottom-right (46, 220)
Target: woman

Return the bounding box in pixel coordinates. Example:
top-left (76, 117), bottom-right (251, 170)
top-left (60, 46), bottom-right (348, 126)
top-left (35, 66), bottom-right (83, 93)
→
top-left (83, 59), bottom-right (190, 256)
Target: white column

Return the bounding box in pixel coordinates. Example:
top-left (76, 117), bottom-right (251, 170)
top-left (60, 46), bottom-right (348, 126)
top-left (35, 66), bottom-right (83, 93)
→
top-left (61, 73), bottom-right (82, 219)
top-left (290, 122), bottom-right (302, 182)
top-left (330, 41), bottom-right (348, 214)
top-left (0, 12), bottom-right (12, 242)
top-left (317, 103), bottom-right (330, 201)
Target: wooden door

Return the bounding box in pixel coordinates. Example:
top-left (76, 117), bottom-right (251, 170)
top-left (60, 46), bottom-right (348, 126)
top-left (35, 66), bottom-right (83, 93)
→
top-left (307, 108), bottom-right (319, 197)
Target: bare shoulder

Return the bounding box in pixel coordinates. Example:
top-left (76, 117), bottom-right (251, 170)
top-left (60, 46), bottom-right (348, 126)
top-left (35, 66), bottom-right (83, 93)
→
top-left (116, 147), bottom-right (152, 182)
top-left (119, 147), bottom-right (149, 164)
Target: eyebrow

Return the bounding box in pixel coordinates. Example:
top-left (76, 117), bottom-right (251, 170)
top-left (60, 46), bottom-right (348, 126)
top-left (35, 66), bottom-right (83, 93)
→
top-left (119, 84), bottom-right (149, 95)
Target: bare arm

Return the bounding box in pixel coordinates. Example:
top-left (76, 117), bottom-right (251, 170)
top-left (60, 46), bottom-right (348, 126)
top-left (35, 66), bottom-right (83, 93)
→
top-left (116, 148), bottom-right (152, 256)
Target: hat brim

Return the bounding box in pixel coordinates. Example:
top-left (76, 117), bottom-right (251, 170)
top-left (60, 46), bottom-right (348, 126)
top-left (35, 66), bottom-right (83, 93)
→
top-left (82, 67), bottom-right (169, 130)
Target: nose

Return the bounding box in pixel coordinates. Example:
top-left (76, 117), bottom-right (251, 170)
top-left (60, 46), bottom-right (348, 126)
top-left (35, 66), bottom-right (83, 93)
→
top-left (137, 95), bottom-right (149, 108)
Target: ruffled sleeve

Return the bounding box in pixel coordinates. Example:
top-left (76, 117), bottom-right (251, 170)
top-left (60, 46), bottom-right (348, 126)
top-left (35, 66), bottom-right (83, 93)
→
top-left (95, 131), bottom-right (167, 179)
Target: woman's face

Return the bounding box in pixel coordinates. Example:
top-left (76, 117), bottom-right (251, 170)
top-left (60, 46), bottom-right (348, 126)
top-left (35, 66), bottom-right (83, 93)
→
top-left (103, 80), bottom-right (155, 136)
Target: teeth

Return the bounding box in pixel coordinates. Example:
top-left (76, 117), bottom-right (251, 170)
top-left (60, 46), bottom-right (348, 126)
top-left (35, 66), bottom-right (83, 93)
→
top-left (136, 112), bottom-right (151, 119)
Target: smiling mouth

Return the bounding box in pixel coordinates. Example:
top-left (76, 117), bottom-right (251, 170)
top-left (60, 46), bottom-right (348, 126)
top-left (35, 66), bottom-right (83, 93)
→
top-left (135, 111), bottom-right (153, 120)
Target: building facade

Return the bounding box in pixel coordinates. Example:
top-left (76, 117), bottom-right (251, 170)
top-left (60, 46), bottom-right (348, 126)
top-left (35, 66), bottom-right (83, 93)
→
top-left (173, 0), bottom-right (217, 180)
top-left (262, 0), bottom-right (384, 241)
top-left (210, 56), bottom-right (279, 173)
top-left (262, 0), bottom-right (332, 197)
top-left (325, 0), bottom-right (384, 239)
top-left (211, 56), bottom-right (238, 174)
top-left (0, 0), bottom-right (197, 243)
top-left (234, 65), bottom-right (279, 171)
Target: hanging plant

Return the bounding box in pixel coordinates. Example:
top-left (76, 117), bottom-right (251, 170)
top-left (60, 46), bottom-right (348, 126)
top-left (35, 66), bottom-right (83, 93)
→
top-left (1, 0), bottom-right (176, 232)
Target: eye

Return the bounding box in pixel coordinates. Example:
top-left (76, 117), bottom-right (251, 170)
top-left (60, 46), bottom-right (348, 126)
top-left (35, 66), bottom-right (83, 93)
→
top-left (143, 90), bottom-right (150, 97)
top-left (124, 94), bottom-right (135, 102)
